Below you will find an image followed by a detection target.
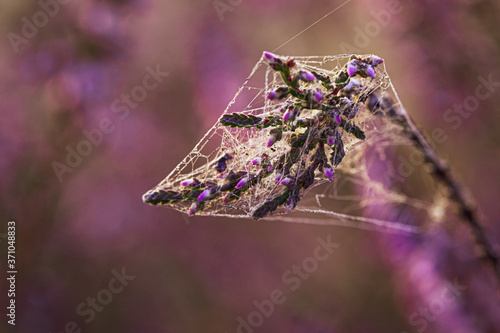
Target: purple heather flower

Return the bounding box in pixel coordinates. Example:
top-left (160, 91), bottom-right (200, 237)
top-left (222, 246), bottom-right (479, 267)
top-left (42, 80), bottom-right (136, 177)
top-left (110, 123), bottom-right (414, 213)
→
top-left (324, 167), bottom-right (334, 180)
top-left (267, 91), bottom-right (278, 100)
top-left (267, 133), bottom-right (278, 147)
top-left (267, 166), bottom-right (274, 172)
top-left (283, 110), bottom-right (295, 122)
top-left (327, 135), bottom-right (335, 146)
top-left (236, 177), bottom-right (248, 190)
top-left (313, 90), bottom-right (323, 103)
top-left (188, 202), bottom-right (199, 216)
top-left (197, 188), bottom-right (214, 202)
top-left (282, 110), bottom-right (292, 122)
top-left (267, 87), bottom-right (288, 100)
top-left (280, 177), bottom-right (293, 185)
top-left (347, 61), bottom-right (357, 76)
top-left (251, 157), bottom-right (262, 165)
top-left (371, 55), bottom-right (384, 65)
top-left (180, 178), bottom-right (199, 187)
top-left (264, 51), bottom-right (278, 63)
top-left (263, 51), bottom-right (283, 70)
top-left (334, 114), bottom-right (342, 124)
top-left (297, 70), bottom-right (316, 82)
top-left (365, 65), bottom-right (376, 78)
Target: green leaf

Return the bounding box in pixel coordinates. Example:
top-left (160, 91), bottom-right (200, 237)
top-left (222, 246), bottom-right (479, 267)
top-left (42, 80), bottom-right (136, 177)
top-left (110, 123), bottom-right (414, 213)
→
top-left (220, 113), bottom-right (262, 128)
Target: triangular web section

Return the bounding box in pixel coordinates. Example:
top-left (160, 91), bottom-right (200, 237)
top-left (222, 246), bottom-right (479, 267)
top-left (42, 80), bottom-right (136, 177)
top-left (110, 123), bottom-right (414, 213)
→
top-left (143, 52), bottom-right (433, 233)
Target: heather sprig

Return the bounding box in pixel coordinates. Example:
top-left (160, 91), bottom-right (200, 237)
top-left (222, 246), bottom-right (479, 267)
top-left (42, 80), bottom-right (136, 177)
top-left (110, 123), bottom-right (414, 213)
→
top-left (143, 52), bottom-right (385, 219)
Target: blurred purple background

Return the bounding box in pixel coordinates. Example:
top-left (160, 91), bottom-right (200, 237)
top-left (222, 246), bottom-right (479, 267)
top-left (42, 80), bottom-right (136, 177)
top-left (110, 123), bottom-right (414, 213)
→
top-left (1, 0), bottom-right (500, 332)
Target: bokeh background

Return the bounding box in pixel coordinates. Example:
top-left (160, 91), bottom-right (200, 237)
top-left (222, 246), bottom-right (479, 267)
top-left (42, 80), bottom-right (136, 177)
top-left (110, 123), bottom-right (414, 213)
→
top-left (1, 0), bottom-right (500, 332)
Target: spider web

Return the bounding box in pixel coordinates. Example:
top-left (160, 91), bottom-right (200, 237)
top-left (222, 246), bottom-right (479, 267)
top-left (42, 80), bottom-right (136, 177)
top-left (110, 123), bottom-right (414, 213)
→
top-left (143, 53), bottom-right (450, 234)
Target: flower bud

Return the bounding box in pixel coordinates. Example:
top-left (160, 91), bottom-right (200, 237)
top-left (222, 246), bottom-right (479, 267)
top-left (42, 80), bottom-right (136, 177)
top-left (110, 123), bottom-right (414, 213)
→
top-left (324, 167), bottom-right (334, 180)
top-left (267, 132), bottom-right (279, 148)
top-left (188, 202), bottom-right (199, 216)
top-left (313, 90), bottom-right (323, 103)
top-left (280, 177), bottom-right (293, 185)
top-left (365, 65), bottom-right (376, 78)
top-left (197, 188), bottom-right (216, 202)
top-left (263, 52), bottom-right (286, 71)
top-left (267, 87), bottom-right (289, 100)
top-left (180, 178), bottom-right (200, 187)
top-left (264, 52), bottom-right (277, 62)
top-left (334, 114), bottom-right (342, 124)
top-left (283, 110), bottom-right (292, 122)
top-left (236, 177), bottom-right (248, 190)
top-left (327, 135), bottom-right (335, 146)
top-left (263, 52), bottom-right (280, 67)
top-left (251, 157), bottom-right (262, 165)
top-left (283, 109), bottom-right (296, 122)
top-left (371, 55), bottom-right (384, 65)
top-left (297, 70), bottom-right (316, 82)
top-left (347, 61), bottom-right (357, 77)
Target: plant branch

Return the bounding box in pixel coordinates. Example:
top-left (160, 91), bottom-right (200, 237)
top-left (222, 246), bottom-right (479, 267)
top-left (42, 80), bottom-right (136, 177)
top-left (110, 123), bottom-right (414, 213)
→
top-left (371, 92), bottom-right (500, 284)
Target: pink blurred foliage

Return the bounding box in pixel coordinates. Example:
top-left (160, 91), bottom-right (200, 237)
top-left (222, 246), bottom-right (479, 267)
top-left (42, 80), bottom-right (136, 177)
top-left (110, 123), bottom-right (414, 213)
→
top-left (1, 0), bottom-right (500, 332)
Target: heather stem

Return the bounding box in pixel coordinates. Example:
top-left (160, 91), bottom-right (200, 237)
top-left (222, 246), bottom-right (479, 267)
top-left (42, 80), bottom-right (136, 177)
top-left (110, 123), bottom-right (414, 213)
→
top-left (385, 97), bottom-right (500, 286)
